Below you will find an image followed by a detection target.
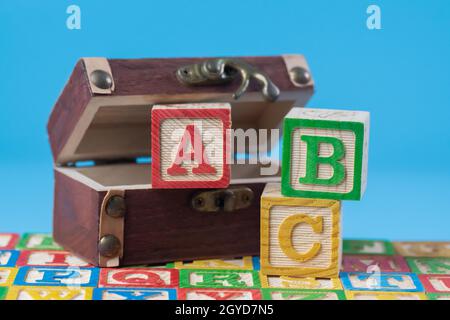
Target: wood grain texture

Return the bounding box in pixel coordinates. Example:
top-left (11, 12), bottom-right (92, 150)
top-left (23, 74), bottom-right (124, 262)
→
top-left (151, 103), bottom-right (231, 189)
top-left (393, 242), bottom-right (450, 258)
top-left (53, 169), bottom-right (103, 266)
top-left (121, 183), bottom-right (264, 266)
top-left (260, 274), bottom-right (342, 289)
top-left (345, 291), bottom-right (428, 300)
top-left (281, 108), bottom-right (370, 200)
top-left (47, 60), bottom-right (92, 163)
top-left (178, 288), bottom-right (261, 300)
top-left (48, 55), bottom-right (314, 164)
top-left (260, 183), bottom-right (341, 278)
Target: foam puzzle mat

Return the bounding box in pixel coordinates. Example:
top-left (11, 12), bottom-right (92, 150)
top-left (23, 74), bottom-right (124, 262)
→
top-left (1, 233), bottom-right (450, 300)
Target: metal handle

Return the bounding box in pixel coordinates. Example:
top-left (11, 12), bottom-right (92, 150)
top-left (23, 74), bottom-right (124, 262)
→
top-left (176, 58), bottom-right (280, 102)
top-left (191, 187), bottom-right (254, 213)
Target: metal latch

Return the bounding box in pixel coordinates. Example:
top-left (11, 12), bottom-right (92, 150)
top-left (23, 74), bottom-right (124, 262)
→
top-left (191, 187), bottom-right (254, 213)
top-left (176, 58), bottom-right (280, 102)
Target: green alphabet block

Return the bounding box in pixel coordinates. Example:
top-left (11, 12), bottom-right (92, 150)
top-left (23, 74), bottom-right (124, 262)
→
top-left (179, 269), bottom-right (261, 289)
top-left (343, 239), bottom-right (395, 255)
top-left (261, 289), bottom-right (346, 300)
top-left (16, 233), bottom-right (63, 250)
top-left (426, 293), bottom-right (450, 300)
top-left (0, 287), bottom-right (7, 300)
top-left (407, 257), bottom-right (450, 274)
top-left (282, 108), bottom-right (370, 200)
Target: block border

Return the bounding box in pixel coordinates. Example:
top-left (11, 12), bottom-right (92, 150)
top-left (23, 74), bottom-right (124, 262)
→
top-left (92, 287), bottom-right (177, 300)
top-left (13, 266), bottom-right (100, 287)
top-left (340, 272), bottom-right (424, 292)
top-left (260, 273), bottom-right (342, 289)
top-left (5, 286), bottom-right (93, 300)
top-left (419, 274), bottom-right (450, 293)
top-left (281, 118), bottom-right (364, 200)
top-left (178, 288), bottom-right (262, 300)
top-left (260, 197), bottom-right (341, 277)
top-left (151, 106), bottom-right (231, 189)
top-left (261, 288), bottom-right (346, 300)
top-left (0, 250), bottom-right (20, 267)
top-left (98, 268), bottom-right (179, 288)
top-left (179, 269), bottom-right (261, 289)
top-left (0, 233), bottom-right (19, 249)
top-left (345, 291), bottom-right (428, 300)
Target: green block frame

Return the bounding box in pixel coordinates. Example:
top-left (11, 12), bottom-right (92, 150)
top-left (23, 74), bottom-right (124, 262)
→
top-left (343, 239), bottom-right (395, 255)
top-left (427, 293), bottom-right (450, 300)
top-left (0, 287), bottom-right (7, 300)
top-left (406, 257), bottom-right (450, 274)
top-left (261, 288), bottom-right (346, 300)
top-left (281, 118), bottom-right (364, 200)
top-left (16, 233), bottom-right (63, 250)
top-left (179, 269), bottom-right (261, 289)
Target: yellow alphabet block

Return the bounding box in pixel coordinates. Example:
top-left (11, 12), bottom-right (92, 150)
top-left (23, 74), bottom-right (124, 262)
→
top-left (345, 291), bottom-right (428, 300)
top-left (174, 257), bottom-right (253, 270)
top-left (260, 183), bottom-right (341, 277)
top-left (260, 274), bottom-right (342, 290)
top-left (6, 286), bottom-right (92, 300)
top-left (0, 268), bottom-right (18, 286)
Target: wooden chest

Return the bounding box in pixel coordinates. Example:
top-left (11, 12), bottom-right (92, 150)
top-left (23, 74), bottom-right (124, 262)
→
top-left (47, 55), bottom-right (315, 267)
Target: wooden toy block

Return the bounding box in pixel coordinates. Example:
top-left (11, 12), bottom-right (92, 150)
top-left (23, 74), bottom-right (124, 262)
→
top-left (174, 257), bottom-right (253, 270)
top-left (394, 241), bottom-right (450, 257)
top-left (17, 250), bottom-right (92, 267)
top-left (281, 108), bottom-right (370, 200)
top-left (151, 103), bottom-right (231, 189)
top-left (128, 262), bottom-right (174, 268)
top-left (0, 250), bottom-right (19, 267)
top-left (14, 266), bottom-right (99, 287)
top-left (0, 268), bottom-right (18, 286)
top-left (345, 291), bottom-right (427, 300)
top-left (342, 255), bottom-right (410, 272)
top-left (260, 183), bottom-right (341, 277)
top-left (262, 289), bottom-right (346, 300)
top-left (178, 288), bottom-right (261, 300)
top-left (6, 286), bottom-right (92, 300)
top-left (0, 287), bottom-right (7, 300)
top-left (99, 268), bottom-right (178, 288)
top-left (340, 272), bottom-right (424, 292)
top-left (260, 274), bottom-right (342, 290)
top-left (16, 233), bottom-right (62, 250)
top-left (179, 269), bottom-right (260, 289)
top-left (93, 288), bottom-right (176, 300)
top-left (407, 257), bottom-right (450, 274)
top-left (0, 233), bottom-right (19, 249)
top-left (426, 293), bottom-right (450, 300)
top-left (343, 239), bottom-right (395, 255)
top-left (419, 274), bottom-right (450, 293)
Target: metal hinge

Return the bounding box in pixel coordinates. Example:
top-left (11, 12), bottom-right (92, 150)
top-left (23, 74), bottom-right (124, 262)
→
top-left (191, 187), bottom-right (254, 213)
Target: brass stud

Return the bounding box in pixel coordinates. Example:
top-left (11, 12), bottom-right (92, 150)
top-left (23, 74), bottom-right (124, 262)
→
top-left (106, 195), bottom-right (126, 218)
top-left (290, 67), bottom-right (311, 85)
top-left (98, 235), bottom-right (121, 258)
top-left (90, 69), bottom-right (113, 90)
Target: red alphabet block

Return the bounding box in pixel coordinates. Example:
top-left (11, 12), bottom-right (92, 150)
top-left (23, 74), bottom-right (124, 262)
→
top-left (151, 103), bottom-right (231, 189)
top-left (178, 288), bottom-right (261, 300)
top-left (99, 268), bottom-right (178, 288)
top-left (419, 274), bottom-right (450, 293)
top-left (0, 233), bottom-right (19, 249)
top-left (342, 255), bottom-right (410, 272)
top-left (17, 250), bottom-right (92, 267)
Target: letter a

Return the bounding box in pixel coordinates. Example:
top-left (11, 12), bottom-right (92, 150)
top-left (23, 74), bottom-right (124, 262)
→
top-left (167, 124), bottom-right (216, 176)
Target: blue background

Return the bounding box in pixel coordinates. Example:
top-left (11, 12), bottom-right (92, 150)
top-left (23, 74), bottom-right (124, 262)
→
top-left (0, 1), bottom-right (449, 240)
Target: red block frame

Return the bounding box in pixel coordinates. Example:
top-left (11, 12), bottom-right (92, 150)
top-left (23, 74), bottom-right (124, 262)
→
top-left (99, 268), bottom-right (179, 288)
top-left (17, 250), bottom-right (94, 267)
top-left (178, 288), bottom-right (262, 300)
top-left (0, 233), bottom-right (19, 249)
top-left (151, 107), bottom-right (231, 189)
top-left (419, 274), bottom-right (450, 293)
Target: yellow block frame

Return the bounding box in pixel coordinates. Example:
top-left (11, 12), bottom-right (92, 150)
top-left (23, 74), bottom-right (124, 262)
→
top-left (260, 196), bottom-right (341, 278)
top-left (345, 291), bottom-right (428, 300)
top-left (6, 286), bottom-right (93, 300)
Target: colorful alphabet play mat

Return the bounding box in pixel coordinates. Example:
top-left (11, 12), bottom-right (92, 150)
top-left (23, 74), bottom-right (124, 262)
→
top-left (0, 233), bottom-right (449, 300)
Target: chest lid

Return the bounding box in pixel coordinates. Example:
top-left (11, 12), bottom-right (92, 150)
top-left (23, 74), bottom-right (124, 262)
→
top-left (47, 55), bottom-right (315, 166)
